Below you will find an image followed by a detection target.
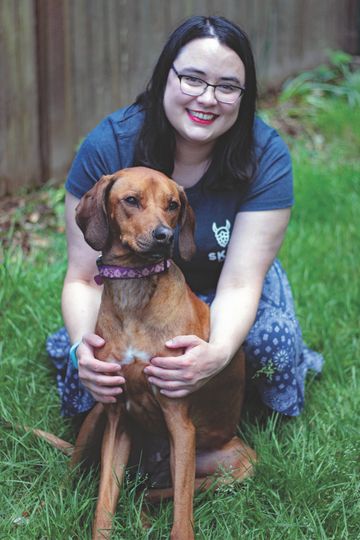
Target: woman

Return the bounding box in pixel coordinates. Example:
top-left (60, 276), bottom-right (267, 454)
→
top-left (48, 16), bottom-right (323, 425)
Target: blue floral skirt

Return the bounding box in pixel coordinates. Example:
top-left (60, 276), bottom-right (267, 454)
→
top-left (46, 259), bottom-right (323, 418)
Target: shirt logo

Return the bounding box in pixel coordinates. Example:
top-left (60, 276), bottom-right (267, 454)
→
top-left (212, 220), bottom-right (231, 248)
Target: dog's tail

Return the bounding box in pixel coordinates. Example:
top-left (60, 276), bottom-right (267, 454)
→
top-left (2, 420), bottom-right (73, 456)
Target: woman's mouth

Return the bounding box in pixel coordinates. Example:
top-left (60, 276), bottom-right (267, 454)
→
top-left (187, 109), bottom-right (218, 125)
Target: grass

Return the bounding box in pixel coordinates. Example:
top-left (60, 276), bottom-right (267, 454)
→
top-left (1, 80), bottom-right (360, 538)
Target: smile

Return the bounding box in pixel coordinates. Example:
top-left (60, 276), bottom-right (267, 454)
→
top-left (187, 109), bottom-right (219, 124)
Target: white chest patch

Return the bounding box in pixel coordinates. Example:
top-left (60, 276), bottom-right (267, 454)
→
top-left (122, 346), bottom-right (151, 365)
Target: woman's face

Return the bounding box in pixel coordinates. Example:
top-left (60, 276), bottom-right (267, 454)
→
top-left (163, 37), bottom-right (246, 150)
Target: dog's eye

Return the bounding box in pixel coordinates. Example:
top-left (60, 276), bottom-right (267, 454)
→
top-left (168, 201), bottom-right (179, 211)
top-left (124, 196), bottom-right (139, 207)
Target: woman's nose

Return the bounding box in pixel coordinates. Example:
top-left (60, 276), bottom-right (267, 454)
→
top-left (196, 85), bottom-right (218, 106)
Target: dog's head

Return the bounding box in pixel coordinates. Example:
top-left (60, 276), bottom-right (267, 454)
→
top-left (75, 166), bottom-right (196, 261)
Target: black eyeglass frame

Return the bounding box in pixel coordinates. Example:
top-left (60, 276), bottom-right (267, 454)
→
top-left (171, 64), bottom-right (246, 103)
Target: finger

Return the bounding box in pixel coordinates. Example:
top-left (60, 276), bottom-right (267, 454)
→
top-left (144, 365), bottom-right (186, 379)
top-left (148, 356), bottom-right (188, 369)
top-left (79, 357), bottom-right (122, 374)
top-left (165, 335), bottom-right (202, 349)
top-left (147, 377), bottom-right (190, 391)
top-left (160, 388), bottom-right (191, 398)
top-left (85, 381), bottom-right (123, 397)
top-left (90, 392), bottom-right (118, 404)
top-left (82, 332), bottom-right (105, 348)
top-left (81, 372), bottom-right (125, 387)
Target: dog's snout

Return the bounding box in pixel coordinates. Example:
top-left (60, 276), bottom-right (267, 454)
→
top-left (152, 225), bottom-right (174, 244)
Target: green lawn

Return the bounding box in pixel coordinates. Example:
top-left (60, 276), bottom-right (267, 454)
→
top-left (1, 90), bottom-right (359, 538)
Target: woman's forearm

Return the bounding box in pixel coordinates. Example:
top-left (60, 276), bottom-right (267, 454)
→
top-left (62, 277), bottom-right (125, 403)
top-left (209, 284), bottom-right (262, 364)
top-left (144, 284), bottom-right (263, 397)
top-left (61, 277), bottom-right (102, 343)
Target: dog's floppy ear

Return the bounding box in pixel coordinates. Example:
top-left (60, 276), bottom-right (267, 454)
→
top-left (177, 186), bottom-right (196, 261)
top-left (75, 175), bottom-right (116, 251)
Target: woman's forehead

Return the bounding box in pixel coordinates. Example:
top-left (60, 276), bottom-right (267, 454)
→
top-left (174, 37), bottom-right (245, 79)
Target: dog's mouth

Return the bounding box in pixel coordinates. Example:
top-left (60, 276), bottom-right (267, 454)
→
top-left (127, 237), bottom-right (174, 261)
top-left (139, 243), bottom-right (174, 261)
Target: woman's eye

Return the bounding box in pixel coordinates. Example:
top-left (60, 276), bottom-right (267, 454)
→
top-left (183, 76), bottom-right (203, 86)
top-left (168, 201), bottom-right (179, 211)
top-left (218, 84), bottom-right (236, 93)
top-left (124, 196), bottom-right (139, 206)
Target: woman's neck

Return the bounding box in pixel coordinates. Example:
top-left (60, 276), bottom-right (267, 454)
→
top-left (172, 137), bottom-right (214, 188)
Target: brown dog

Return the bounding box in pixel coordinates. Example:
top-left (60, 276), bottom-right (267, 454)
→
top-left (73, 166), bottom-right (256, 540)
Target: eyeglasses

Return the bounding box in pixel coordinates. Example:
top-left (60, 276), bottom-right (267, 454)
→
top-left (171, 65), bottom-right (245, 104)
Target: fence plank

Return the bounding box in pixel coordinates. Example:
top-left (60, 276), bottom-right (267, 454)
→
top-left (0, 0), bottom-right (358, 196)
top-left (0, 0), bottom-right (40, 196)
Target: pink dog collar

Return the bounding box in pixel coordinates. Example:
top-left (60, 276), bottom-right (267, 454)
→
top-left (94, 258), bottom-right (171, 285)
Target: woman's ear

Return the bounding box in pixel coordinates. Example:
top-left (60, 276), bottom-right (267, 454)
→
top-left (177, 186), bottom-right (196, 261)
top-left (75, 175), bottom-right (116, 251)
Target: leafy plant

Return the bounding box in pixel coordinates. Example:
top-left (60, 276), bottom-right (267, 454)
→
top-left (280, 50), bottom-right (360, 109)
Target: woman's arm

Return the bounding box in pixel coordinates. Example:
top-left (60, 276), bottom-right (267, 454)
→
top-left (144, 208), bottom-right (291, 397)
top-left (63, 192), bottom-right (125, 403)
top-left (62, 193), bottom-right (102, 342)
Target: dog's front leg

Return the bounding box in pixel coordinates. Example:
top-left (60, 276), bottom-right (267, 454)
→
top-left (162, 401), bottom-right (196, 540)
top-left (93, 404), bottom-right (131, 540)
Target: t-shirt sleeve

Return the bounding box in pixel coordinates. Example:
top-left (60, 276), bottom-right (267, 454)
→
top-left (238, 131), bottom-right (294, 212)
top-left (65, 118), bottom-right (121, 199)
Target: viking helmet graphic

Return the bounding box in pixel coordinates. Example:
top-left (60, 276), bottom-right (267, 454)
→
top-left (212, 220), bottom-right (231, 248)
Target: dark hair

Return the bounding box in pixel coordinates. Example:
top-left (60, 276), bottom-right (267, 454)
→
top-left (134, 16), bottom-right (257, 190)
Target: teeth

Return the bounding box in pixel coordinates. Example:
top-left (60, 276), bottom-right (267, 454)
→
top-left (190, 111), bottom-right (215, 120)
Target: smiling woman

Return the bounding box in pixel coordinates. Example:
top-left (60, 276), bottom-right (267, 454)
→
top-left (163, 38), bottom-right (245, 152)
top-left (47, 15), bottom-right (323, 486)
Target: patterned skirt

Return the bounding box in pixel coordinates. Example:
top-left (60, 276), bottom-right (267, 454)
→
top-left (46, 259), bottom-right (323, 418)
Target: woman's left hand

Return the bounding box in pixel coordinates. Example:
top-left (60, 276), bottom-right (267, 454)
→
top-left (143, 335), bottom-right (228, 398)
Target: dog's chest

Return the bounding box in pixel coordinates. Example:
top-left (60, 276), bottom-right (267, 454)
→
top-left (121, 346), bottom-right (151, 366)
top-left (118, 355), bottom-right (166, 433)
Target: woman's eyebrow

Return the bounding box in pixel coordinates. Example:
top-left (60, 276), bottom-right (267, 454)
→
top-left (178, 66), bottom-right (207, 76)
top-left (219, 75), bottom-right (242, 84)
top-left (177, 66), bottom-right (242, 84)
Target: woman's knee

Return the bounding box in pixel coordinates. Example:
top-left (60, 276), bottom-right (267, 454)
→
top-left (244, 321), bottom-right (298, 379)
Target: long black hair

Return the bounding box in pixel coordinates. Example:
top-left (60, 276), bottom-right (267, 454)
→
top-left (133, 16), bottom-right (257, 190)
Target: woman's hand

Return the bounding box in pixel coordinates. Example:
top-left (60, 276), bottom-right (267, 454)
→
top-left (77, 333), bottom-right (125, 403)
top-left (143, 335), bottom-right (228, 398)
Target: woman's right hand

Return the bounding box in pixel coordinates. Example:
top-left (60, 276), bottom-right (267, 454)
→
top-left (77, 333), bottom-right (125, 403)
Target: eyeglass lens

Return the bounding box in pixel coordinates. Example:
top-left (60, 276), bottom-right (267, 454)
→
top-left (180, 76), bottom-right (242, 103)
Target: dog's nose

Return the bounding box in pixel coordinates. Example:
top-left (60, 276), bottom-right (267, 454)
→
top-left (152, 225), bottom-right (174, 244)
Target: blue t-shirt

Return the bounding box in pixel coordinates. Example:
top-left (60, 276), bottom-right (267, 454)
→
top-left (66, 103), bottom-right (293, 293)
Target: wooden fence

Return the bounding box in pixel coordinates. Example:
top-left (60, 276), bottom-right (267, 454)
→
top-left (0, 0), bottom-right (358, 196)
